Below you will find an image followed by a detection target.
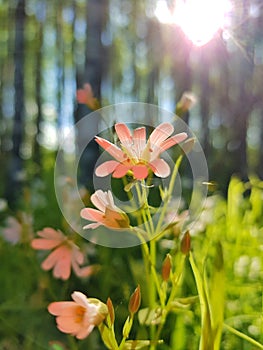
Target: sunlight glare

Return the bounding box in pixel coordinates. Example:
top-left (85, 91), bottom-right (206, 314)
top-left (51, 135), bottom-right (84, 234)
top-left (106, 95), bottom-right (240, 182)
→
top-left (155, 0), bottom-right (231, 46)
top-left (154, 0), bottom-right (174, 24)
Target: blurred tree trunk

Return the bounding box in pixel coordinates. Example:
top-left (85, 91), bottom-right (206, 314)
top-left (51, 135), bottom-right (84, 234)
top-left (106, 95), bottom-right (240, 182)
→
top-left (33, 21), bottom-right (43, 168)
top-left (258, 105), bottom-right (263, 179)
top-left (231, 0), bottom-right (253, 181)
top-left (171, 29), bottom-right (193, 124)
top-left (200, 53), bottom-right (210, 156)
top-left (6, 0), bottom-right (25, 206)
top-left (75, 0), bottom-right (108, 189)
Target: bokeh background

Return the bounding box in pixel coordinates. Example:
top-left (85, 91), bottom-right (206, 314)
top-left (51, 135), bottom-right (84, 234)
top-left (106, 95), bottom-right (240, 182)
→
top-left (1, 0), bottom-right (263, 204)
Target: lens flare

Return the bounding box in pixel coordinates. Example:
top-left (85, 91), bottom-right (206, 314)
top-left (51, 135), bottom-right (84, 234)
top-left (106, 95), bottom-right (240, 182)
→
top-left (155, 0), bottom-right (231, 46)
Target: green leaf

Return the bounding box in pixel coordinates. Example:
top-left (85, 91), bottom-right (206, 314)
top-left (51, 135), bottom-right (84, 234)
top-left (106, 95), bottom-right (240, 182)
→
top-left (205, 242), bottom-right (225, 350)
top-left (138, 307), bottom-right (162, 325)
top-left (123, 340), bottom-right (163, 350)
top-left (170, 296), bottom-right (198, 310)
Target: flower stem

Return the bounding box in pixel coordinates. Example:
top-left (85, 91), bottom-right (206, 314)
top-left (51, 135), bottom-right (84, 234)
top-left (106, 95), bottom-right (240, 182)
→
top-left (155, 155), bottom-right (183, 238)
top-left (224, 324), bottom-right (263, 349)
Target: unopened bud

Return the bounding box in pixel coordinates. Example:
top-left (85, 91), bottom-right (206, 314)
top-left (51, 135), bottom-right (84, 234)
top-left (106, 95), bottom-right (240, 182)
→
top-left (181, 231), bottom-right (191, 255)
top-left (181, 138), bottom-right (195, 155)
top-left (162, 254), bottom-right (172, 281)
top-left (128, 285), bottom-right (141, 315)
top-left (107, 297), bottom-right (115, 325)
top-left (176, 91), bottom-right (197, 116)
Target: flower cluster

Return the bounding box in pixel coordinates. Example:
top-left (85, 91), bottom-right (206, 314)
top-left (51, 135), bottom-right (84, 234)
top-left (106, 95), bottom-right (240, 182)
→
top-left (31, 119), bottom-right (195, 349)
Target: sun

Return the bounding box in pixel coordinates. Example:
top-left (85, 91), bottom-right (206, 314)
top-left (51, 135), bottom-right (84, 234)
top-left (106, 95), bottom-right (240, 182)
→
top-left (155, 0), bottom-right (231, 46)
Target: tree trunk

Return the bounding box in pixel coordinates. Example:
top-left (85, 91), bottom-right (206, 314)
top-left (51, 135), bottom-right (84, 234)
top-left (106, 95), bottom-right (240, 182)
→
top-left (6, 0), bottom-right (25, 206)
top-left (75, 0), bottom-right (108, 189)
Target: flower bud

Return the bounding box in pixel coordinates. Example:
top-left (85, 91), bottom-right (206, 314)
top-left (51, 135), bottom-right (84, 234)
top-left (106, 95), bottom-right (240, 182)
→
top-left (181, 138), bottom-right (195, 155)
top-left (176, 91), bottom-right (197, 116)
top-left (162, 254), bottom-right (172, 281)
top-left (128, 285), bottom-right (141, 315)
top-left (181, 231), bottom-right (191, 255)
top-left (106, 297), bottom-right (115, 325)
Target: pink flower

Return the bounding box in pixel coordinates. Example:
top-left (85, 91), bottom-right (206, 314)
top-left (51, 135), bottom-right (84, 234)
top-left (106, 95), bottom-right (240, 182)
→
top-left (48, 291), bottom-right (108, 339)
top-left (2, 217), bottom-right (22, 244)
top-left (80, 190), bottom-right (130, 230)
top-left (95, 122), bottom-right (187, 180)
top-left (76, 83), bottom-right (100, 110)
top-left (31, 228), bottom-right (95, 280)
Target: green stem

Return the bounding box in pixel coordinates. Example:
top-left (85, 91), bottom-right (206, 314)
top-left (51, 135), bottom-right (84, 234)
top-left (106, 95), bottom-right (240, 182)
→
top-left (224, 324), bottom-right (263, 349)
top-left (155, 155), bottom-right (183, 237)
top-left (149, 239), bottom-right (157, 350)
top-left (153, 254), bottom-right (186, 343)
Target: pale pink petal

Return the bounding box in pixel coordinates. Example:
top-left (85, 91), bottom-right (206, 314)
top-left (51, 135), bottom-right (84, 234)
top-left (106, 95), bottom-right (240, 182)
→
top-left (115, 123), bottom-right (133, 148)
top-left (131, 165), bottom-right (149, 180)
top-left (72, 291), bottom-right (89, 308)
top-left (2, 217), bottom-right (21, 244)
top-left (48, 302), bottom-right (77, 315)
top-left (133, 127), bottom-right (146, 156)
top-left (76, 324), bottom-right (94, 339)
top-left (160, 132), bottom-right (187, 152)
top-left (83, 222), bottom-right (102, 229)
top-left (72, 246), bottom-right (84, 265)
top-left (37, 227), bottom-right (64, 240)
top-left (52, 246), bottom-right (71, 280)
top-left (106, 190), bottom-right (117, 210)
top-left (74, 265), bottom-right (97, 278)
top-left (80, 208), bottom-right (105, 222)
top-left (95, 136), bottom-right (125, 162)
top-left (149, 123), bottom-right (174, 146)
top-left (41, 249), bottom-right (59, 271)
top-left (150, 159), bottom-right (171, 178)
top-left (31, 238), bottom-right (61, 250)
top-left (89, 190), bottom-right (107, 212)
top-left (56, 316), bottom-right (81, 334)
top-left (95, 160), bottom-right (119, 177)
top-left (112, 163), bottom-right (130, 178)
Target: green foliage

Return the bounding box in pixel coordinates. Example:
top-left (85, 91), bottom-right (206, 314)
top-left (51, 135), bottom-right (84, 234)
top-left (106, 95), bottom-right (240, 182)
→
top-left (1, 153), bottom-right (263, 350)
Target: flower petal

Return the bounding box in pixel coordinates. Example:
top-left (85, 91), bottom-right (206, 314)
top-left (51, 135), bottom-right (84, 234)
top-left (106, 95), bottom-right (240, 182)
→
top-left (37, 227), bottom-right (64, 240)
top-left (131, 165), bottom-right (149, 180)
top-left (90, 190), bottom-right (108, 212)
top-left (149, 123), bottom-right (174, 146)
top-left (150, 159), bottom-right (171, 178)
top-left (52, 246), bottom-right (71, 280)
top-left (112, 163), bottom-right (130, 178)
top-left (80, 208), bottom-right (105, 222)
top-left (56, 315), bottom-right (82, 334)
top-left (115, 123), bottom-right (133, 148)
top-left (48, 301), bottom-right (77, 316)
top-left (76, 324), bottom-right (94, 339)
top-left (72, 291), bottom-right (89, 308)
top-left (160, 132), bottom-right (187, 152)
top-left (133, 127), bottom-right (146, 157)
top-left (83, 222), bottom-right (102, 229)
top-left (95, 136), bottom-right (125, 162)
top-left (31, 238), bottom-right (62, 250)
top-left (73, 264), bottom-right (96, 278)
top-left (95, 160), bottom-right (119, 177)
top-left (72, 245), bottom-right (84, 265)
